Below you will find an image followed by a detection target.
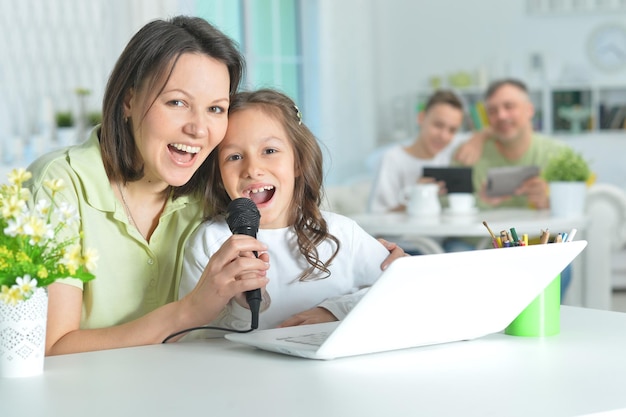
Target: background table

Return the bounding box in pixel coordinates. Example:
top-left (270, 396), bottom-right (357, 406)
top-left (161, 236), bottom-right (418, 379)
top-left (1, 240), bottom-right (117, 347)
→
top-left (349, 209), bottom-right (606, 309)
top-left (350, 209), bottom-right (583, 239)
top-left (1, 307), bottom-right (625, 417)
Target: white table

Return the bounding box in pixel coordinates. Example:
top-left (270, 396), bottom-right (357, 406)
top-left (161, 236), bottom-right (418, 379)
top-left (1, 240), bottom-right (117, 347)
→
top-left (350, 208), bottom-right (584, 241)
top-left (349, 209), bottom-right (608, 310)
top-left (1, 307), bottom-right (625, 417)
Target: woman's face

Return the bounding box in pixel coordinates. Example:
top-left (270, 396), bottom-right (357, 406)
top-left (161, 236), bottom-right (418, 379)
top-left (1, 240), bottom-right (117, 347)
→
top-left (124, 53), bottom-right (231, 188)
top-left (218, 107), bottom-right (297, 229)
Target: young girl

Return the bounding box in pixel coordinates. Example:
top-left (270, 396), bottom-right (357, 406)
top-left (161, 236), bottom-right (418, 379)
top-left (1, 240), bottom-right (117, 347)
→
top-left (179, 89), bottom-right (393, 331)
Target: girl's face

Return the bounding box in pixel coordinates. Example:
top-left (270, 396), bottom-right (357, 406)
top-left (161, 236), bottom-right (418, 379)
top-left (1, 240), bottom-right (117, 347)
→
top-left (218, 107), bottom-right (296, 229)
top-left (124, 53), bottom-right (231, 189)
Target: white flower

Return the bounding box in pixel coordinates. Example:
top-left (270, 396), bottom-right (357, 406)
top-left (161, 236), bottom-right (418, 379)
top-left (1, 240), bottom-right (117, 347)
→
top-left (61, 244), bottom-right (82, 275)
top-left (3, 216), bottom-right (24, 237)
top-left (21, 214), bottom-right (54, 246)
top-left (0, 169), bottom-right (97, 306)
top-left (35, 199), bottom-right (52, 217)
top-left (55, 201), bottom-right (79, 226)
top-left (1, 193), bottom-right (27, 218)
top-left (14, 274), bottom-right (38, 298)
top-left (82, 248), bottom-right (99, 273)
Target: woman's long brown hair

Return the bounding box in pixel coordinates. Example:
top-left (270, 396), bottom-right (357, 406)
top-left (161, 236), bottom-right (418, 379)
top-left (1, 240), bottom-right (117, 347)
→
top-left (100, 16), bottom-right (245, 199)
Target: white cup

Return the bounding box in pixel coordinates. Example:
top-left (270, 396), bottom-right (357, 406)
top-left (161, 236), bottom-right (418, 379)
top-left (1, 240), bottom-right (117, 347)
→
top-left (447, 193), bottom-right (476, 213)
top-left (405, 183), bottom-right (441, 217)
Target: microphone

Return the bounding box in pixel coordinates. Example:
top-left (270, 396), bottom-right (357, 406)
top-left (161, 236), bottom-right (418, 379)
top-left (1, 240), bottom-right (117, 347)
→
top-left (226, 198), bottom-right (262, 329)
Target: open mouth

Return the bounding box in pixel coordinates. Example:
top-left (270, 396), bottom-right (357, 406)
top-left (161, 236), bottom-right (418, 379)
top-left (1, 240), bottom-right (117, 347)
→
top-left (244, 185), bottom-right (275, 205)
top-left (168, 143), bottom-right (201, 164)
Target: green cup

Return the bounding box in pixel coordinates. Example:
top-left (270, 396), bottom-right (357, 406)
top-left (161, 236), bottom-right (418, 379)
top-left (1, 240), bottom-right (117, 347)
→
top-left (505, 275), bottom-right (560, 337)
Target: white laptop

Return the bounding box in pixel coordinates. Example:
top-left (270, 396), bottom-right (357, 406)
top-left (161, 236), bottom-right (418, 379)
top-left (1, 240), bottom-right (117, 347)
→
top-left (225, 240), bottom-right (587, 360)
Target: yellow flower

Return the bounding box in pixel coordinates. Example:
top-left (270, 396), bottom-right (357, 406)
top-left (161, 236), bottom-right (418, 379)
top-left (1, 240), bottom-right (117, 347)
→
top-left (0, 285), bottom-right (23, 306)
top-left (82, 248), bottom-right (99, 272)
top-left (8, 168), bottom-right (32, 186)
top-left (36, 265), bottom-right (49, 279)
top-left (0, 246), bottom-right (13, 257)
top-left (1, 169), bottom-right (97, 306)
top-left (21, 214), bottom-right (54, 245)
top-left (43, 178), bottom-right (65, 193)
top-left (15, 251), bottom-right (31, 263)
top-left (1, 194), bottom-right (27, 218)
top-left (61, 244), bottom-right (82, 275)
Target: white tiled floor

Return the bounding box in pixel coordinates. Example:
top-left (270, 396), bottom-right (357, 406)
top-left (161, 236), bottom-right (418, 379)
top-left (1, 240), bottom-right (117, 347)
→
top-left (611, 291), bottom-right (626, 313)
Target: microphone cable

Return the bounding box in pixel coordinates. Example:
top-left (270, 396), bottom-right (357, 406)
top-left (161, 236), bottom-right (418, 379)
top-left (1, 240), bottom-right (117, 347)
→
top-left (162, 324), bottom-right (254, 344)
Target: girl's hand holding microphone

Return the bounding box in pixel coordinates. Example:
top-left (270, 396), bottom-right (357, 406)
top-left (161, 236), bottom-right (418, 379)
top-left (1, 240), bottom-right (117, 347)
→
top-left (180, 234), bottom-right (269, 325)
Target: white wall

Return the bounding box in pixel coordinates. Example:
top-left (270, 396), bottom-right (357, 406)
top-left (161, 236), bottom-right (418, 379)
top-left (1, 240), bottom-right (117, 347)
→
top-left (312, 0), bottom-right (379, 185)
top-left (316, 0), bottom-right (626, 186)
top-left (2, 0), bottom-right (625, 187)
top-left (0, 0), bottom-right (182, 169)
top-left (369, 0), bottom-right (626, 141)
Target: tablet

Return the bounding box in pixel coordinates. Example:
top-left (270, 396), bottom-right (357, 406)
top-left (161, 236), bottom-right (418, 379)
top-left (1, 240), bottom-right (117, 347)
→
top-left (485, 165), bottom-right (540, 197)
top-left (422, 167), bottom-right (473, 193)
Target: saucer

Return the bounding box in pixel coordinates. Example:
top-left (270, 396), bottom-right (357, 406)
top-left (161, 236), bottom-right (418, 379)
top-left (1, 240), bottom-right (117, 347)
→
top-left (443, 207), bottom-right (478, 216)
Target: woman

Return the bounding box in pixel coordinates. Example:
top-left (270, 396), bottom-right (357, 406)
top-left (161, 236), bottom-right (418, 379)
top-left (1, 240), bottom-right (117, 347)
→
top-left (26, 16), bottom-right (404, 355)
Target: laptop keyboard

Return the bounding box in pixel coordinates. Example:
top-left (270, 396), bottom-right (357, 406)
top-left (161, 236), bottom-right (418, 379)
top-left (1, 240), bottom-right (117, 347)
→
top-left (278, 332), bottom-right (330, 347)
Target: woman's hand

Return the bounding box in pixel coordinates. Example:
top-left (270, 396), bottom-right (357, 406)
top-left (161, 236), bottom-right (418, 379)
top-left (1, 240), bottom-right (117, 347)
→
top-left (277, 307), bottom-right (337, 328)
top-left (377, 238), bottom-right (407, 270)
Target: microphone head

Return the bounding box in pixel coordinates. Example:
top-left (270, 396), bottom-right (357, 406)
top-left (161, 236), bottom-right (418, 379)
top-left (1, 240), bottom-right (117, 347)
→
top-left (226, 198), bottom-right (261, 236)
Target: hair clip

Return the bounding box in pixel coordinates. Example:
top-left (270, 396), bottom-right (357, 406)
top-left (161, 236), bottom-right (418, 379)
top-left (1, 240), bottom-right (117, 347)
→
top-left (294, 105), bottom-right (302, 125)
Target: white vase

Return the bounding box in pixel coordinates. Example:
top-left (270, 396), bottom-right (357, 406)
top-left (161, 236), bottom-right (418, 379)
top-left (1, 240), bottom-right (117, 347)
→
top-left (549, 181), bottom-right (587, 218)
top-left (0, 288), bottom-right (48, 378)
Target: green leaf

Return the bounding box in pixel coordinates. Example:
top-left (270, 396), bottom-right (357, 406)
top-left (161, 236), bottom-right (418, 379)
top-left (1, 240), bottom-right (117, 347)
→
top-left (542, 147), bottom-right (591, 182)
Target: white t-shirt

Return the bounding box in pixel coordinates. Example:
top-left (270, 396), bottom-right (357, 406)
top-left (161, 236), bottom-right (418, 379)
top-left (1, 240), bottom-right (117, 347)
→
top-left (368, 144), bottom-right (453, 213)
top-left (179, 211), bottom-right (390, 333)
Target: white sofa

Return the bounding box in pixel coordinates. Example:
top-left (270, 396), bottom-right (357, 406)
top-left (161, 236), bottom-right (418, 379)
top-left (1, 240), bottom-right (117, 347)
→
top-left (583, 183), bottom-right (626, 294)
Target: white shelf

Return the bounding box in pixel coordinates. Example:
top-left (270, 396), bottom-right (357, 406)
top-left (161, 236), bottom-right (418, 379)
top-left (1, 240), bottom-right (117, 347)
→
top-left (416, 84), bottom-right (626, 136)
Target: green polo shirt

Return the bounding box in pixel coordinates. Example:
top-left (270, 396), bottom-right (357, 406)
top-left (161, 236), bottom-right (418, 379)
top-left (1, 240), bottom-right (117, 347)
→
top-left (26, 130), bottom-right (203, 329)
top-left (456, 133), bottom-right (568, 209)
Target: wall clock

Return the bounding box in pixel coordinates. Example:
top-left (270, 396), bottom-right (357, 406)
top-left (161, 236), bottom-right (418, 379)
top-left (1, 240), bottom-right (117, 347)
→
top-left (587, 23), bottom-right (626, 72)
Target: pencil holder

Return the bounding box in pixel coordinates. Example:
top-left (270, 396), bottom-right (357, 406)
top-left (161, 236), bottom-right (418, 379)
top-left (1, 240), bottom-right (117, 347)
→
top-left (505, 274), bottom-right (560, 337)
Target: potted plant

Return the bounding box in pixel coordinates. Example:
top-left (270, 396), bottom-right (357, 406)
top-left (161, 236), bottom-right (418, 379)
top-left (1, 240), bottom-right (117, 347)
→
top-left (87, 111), bottom-right (102, 127)
top-left (55, 111), bottom-right (75, 146)
top-left (0, 169), bottom-right (97, 377)
top-left (542, 147), bottom-right (592, 218)
top-left (55, 111), bottom-right (74, 128)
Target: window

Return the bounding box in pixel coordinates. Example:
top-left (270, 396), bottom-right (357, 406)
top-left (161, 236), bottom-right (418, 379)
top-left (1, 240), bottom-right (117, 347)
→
top-left (195, 0), bottom-right (302, 105)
